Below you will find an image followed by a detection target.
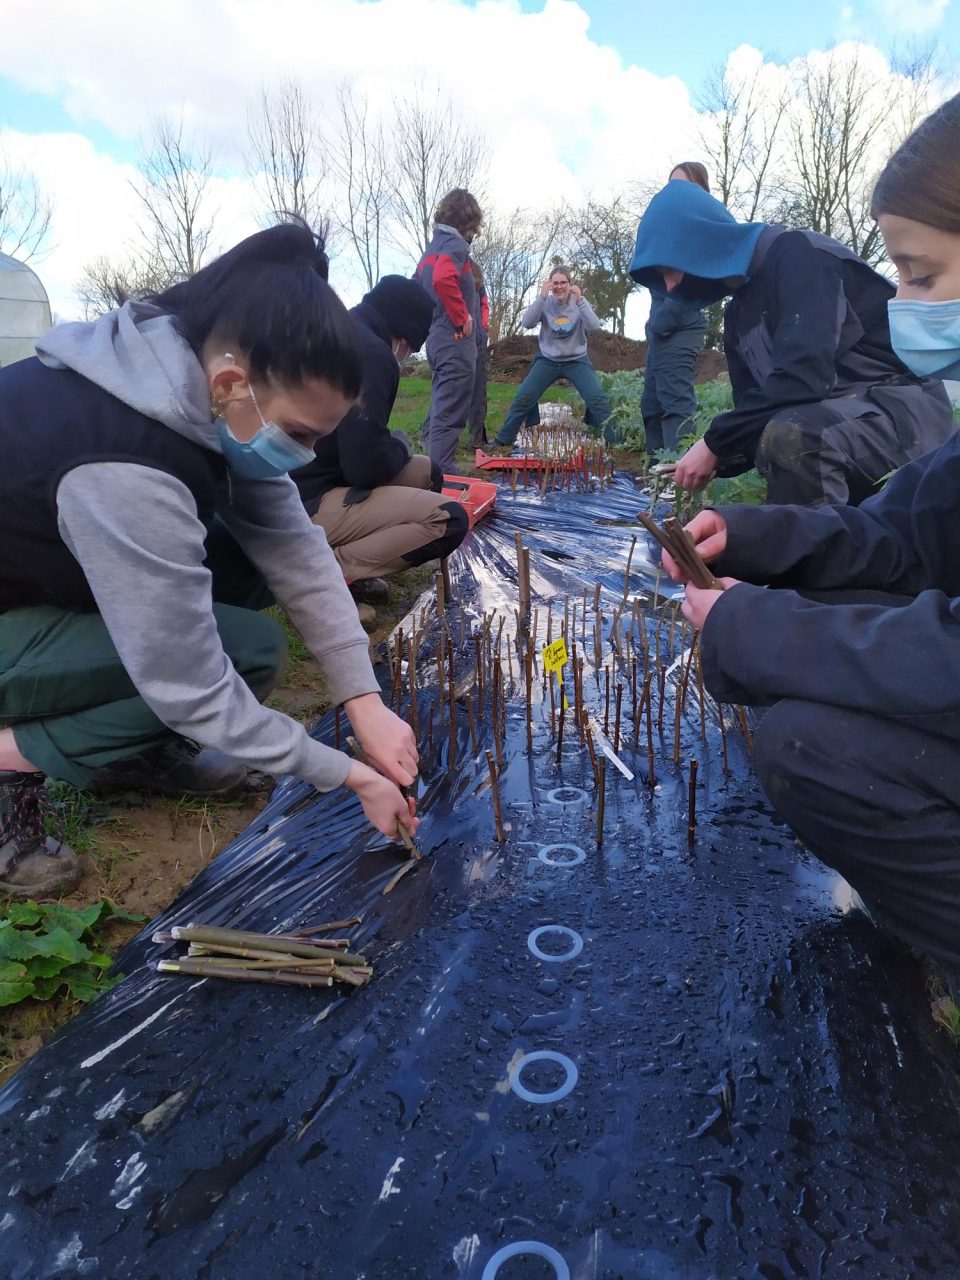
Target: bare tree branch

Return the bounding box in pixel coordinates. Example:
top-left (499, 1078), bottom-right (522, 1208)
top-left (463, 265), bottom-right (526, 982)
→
top-left (696, 58), bottom-right (790, 221)
top-left (388, 84), bottom-right (489, 261)
top-left (0, 153), bottom-right (53, 261)
top-left (328, 83), bottom-right (390, 289)
top-left (132, 115), bottom-right (216, 281)
top-left (247, 80), bottom-right (332, 242)
top-left (75, 252), bottom-right (181, 319)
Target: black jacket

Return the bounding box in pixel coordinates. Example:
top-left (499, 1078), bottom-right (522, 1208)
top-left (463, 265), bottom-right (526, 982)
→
top-left (701, 429), bottom-right (960, 727)
top-left (706, 228), bottom-right (916, 474)
top-left (292, 302), bottom-right (408, 513)
top-left (0, 356), bottom-right (224, 611)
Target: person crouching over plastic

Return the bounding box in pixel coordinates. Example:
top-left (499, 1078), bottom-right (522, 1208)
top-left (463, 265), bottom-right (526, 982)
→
top-left (659, 92), bottom-right (960, 973)
top-left (290, 275), bottom-right (468, 617)
top-left (0, 221), bottom-right (418, 900)
top-left (629, 173), bottom-right (956, 506)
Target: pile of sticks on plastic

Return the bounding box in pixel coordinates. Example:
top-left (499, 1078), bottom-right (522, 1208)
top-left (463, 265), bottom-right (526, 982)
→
top-left (154, 920), bottom-right (371, 989)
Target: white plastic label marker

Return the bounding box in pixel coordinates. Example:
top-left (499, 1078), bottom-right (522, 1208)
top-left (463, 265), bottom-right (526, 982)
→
top-left (588, 716), bottom-right (634, 781)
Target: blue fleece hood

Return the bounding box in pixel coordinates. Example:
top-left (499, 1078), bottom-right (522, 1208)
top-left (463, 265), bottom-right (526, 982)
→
top-left (629, 182), bottom-right (768, 306)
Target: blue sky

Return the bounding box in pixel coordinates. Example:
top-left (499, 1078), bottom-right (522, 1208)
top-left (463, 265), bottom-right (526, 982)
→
top-left (518, 0), bottom-right (957, 87)
top-left (0, 0), bottom-right (954, 317)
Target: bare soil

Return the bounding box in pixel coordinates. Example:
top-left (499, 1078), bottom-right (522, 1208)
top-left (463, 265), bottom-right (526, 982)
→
top-left (0, 581), bottom-right (433, 1086)
top-left (487, 330), bottom-right (727, 382)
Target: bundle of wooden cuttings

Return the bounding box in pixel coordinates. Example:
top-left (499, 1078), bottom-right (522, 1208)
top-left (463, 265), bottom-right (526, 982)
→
top-left (153, 920), bottom-right (371, 988)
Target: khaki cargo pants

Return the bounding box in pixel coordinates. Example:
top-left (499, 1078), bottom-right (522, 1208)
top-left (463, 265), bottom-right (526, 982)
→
top-left (313, 455), bottom-right (462, 583)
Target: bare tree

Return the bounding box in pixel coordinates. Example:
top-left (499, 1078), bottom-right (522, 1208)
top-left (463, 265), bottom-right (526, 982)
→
top-left (389, 84), bottom-right (489, 260)
top-left (328, 83), bottom-right (390, 289)
top-left (560, 197), bottom-right (638, 335)
top-left (247, 80), bottom-right (331, 241)
top-left (786, 50), bottom-right (896, 262)
top-left (696, 59), bottom-right (790, 221)
top-left (472, 205), bottom-right (566, 342)
top-left (0, 153), bottom-right (53, 261)
top-left (132, 115), bottom-right (216, 281)
top-left (75, 252), bottom-right (180, 319)
top-left (785, 46), bottom-right (947, 265)
top-left (696, 45), bottom-right (950, 267)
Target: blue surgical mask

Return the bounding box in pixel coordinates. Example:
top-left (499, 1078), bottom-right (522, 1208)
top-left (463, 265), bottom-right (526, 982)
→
top-left (216, 383), bottom-right (316, 479)
top-left (888, 297), bottom-right (960, 381)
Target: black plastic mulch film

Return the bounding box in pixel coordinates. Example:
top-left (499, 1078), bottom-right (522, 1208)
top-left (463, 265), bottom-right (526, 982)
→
top-left (2, 477), bottom-right (959, 1280)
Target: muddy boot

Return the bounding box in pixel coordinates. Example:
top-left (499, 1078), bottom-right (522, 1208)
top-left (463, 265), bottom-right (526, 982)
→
top-left (89, 741), bottom-right (248, 799)
top-left (0, 771), bottom-right (81, 901)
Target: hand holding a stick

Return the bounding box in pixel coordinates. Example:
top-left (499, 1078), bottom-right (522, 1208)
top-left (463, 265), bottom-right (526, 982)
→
top-left (673, 438), bottom-right (718, 492)
top-left (346, 760), bottom-right (420, 840)
top-left (660, 511), bottom-right (728, 582)
top-left (344, 693), bottom-right (419, 787)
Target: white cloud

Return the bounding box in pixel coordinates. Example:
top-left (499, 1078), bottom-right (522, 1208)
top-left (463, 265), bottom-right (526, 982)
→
top-left (872, 0), bottom-right (949, 33)
top-left (0, 0), bottom-right (704, 319)
top-left (0, 1), bottom-right (944, 326)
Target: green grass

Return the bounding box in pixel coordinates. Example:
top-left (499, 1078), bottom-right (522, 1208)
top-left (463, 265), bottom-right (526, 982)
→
top-left (44, 782), bottom-right (107, 856)
top-left (389, 375), bottom-right (580, 469)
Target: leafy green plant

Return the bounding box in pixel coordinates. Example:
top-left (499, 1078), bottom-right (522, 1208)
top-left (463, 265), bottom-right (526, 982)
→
top-left (598, 370), bottom-right (646, 446)
top-left (0, 900), bottom-right (143, 1007)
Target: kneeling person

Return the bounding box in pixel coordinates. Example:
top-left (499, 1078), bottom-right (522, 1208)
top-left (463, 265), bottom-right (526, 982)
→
top-left (629, 181), bottom-right (956, 506)
top-left (292, 276), bottom-right (469, 607)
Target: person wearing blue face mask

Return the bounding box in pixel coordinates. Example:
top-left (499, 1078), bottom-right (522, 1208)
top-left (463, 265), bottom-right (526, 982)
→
top-left (653, 92), bottom-right (960, 973)
top-left (0, 221), bottom-right (419, 899)
top-left (630, 172), bottom-right (956, 506)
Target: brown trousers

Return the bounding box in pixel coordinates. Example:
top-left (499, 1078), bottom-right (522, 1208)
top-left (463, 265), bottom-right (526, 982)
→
top-left (312, 456), bottom-right (450, 582)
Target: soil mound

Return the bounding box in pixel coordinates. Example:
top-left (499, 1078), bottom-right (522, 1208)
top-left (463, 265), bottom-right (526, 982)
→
top-left (488, 330), bottom-right (726, 383)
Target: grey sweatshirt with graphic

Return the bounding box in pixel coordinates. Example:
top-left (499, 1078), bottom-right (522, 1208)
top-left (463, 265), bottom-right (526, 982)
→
top-left (36, 303), bottom-right (379, 792)
top-left (521, 292), bottom-right (603, 361)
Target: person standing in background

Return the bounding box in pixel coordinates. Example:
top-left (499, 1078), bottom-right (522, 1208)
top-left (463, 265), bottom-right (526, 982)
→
top-left (641, 161), bottom-right (710, 460)
top-left (415, 189), bottom-right (484, 474)
top-left (467, 259), bottom-right (490, 447)
top-left (492, 266), bottom-right (613, 447)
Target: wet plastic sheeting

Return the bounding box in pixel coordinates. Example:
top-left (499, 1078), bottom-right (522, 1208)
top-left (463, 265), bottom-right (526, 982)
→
top-left (3, 477), bottom-right (960, 1279)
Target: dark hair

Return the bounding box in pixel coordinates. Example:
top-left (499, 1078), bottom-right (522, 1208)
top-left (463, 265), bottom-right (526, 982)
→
top-left (148, 219), bottom-right (363, 397)
top-left (871, 92), bottom-right (960, 233)
top-left (669, 161), bottom-right (710, 193)
top-left (470, 259), bottom-right (485, 288)
top-left (548, 266), bottom-right (573, 283)
top-left (434, 188), bottom-right (484, 238)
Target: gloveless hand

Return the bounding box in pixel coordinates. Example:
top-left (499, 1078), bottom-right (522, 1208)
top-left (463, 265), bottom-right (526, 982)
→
top-left (344, 693), bottom-right (419, 787)
top-left (681, 578), bottom-right (741, 629)
top-left (345, 761), bottom-right (419, 840)
top-left (674, 438), bottom-right (719, 492)
top-left (661, 510), bottom-right (728, 582)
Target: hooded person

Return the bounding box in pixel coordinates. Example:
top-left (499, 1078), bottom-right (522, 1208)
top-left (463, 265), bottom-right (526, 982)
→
top-left (630, 180), bottom-right (956, 505)
top-left (290, 274), bottom-right (469, 609)
top-left (653, 91), bottom-right (960, 974)
top-left (640, 161), bottom-right (711, 458)
top-left (0, 222), bottom-right (419, 901)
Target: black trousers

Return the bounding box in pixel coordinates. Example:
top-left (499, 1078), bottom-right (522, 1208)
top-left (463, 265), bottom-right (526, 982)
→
top-left (754, 379), bottom-right (955, 506)
top-left (754, 676), bottom-right (960, 969)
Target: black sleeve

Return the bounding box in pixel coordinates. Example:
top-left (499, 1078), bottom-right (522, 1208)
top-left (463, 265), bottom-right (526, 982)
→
top-left (335, 346), bottom-right (407, 488)
top-left (701, 580), bottom-right (960, 723)
top-left (713, 432), bottom-right (960, 596)
top-left (704, 234), bottom-right (845, 464)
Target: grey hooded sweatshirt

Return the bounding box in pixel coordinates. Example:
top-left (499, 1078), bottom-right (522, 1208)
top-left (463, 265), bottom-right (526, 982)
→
top-left (35, 302), bottom-right (380, 792)
top-left (521, 292), bottom-right (603, 361)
